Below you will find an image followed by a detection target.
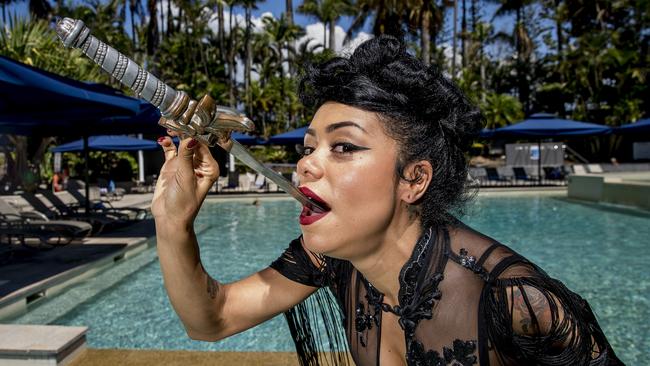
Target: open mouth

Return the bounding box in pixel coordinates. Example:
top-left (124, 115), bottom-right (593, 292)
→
top-left (298, 187), bottom-right (331, 225)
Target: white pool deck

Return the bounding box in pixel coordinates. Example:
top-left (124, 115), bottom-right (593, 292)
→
top-left (3, 183), bottom-right (646, 365)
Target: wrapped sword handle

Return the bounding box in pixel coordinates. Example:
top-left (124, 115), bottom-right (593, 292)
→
top-left (55, 17), bottom-right (253, 147)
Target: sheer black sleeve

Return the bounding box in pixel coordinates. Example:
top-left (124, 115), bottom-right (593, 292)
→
top-left (270, 238), bottom-right (351, 366)
top-left (482, 272), bottom-right (624, 365)
top-left (270, 237), bottom-right (327, 288)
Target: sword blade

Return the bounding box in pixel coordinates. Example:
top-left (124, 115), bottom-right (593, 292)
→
top-left (229, 141), bottom-right (325, 212)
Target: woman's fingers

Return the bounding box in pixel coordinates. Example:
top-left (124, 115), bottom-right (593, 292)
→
top-left (178, 137), bottom-right (199, 165)
top-left (192, 142), bottom-right (220, 197)
top-left (158, 136), bottom-right (177, 161)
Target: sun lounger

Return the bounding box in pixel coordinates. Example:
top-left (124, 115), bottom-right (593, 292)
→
top-left (466, 172), bottom-right (480, 186)
top-left (0, 198), bottom-right (91, 249)
top-left (216, 176), bottom-right (228, 192)
top-left (254, 174), bottom-right (266, 191)
top-left (19, 192), bottom-right (124, 234)
top-left (512, 167), bottom-right (535, 185)
top-left (54, 189), bottom-right (146, 221)
top-left (572, 165), bottom-right (587, 174)
top-left (483, 167), bottom-right (509, 186)
top-left (543, 166), bottom-right (567, 181)
top-left (587, 164), bottom-right (604, 173)
top-left (238, 173), bottom-right (252, 191)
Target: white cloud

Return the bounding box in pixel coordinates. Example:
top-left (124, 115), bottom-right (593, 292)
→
top-left (297, 22), bottom-right (372, 55)
top-left (439, 41), bottom-right (464, 78)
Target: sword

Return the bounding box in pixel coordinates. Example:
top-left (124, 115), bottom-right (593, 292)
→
top-left (55, 17), bottom-right (325, 213)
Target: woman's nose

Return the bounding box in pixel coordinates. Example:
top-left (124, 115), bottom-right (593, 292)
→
top-left (296, 152), bottom-right (324, 183)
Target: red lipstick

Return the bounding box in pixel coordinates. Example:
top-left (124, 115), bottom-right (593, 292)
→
top-left (298, 187), bottom-right (330, 225)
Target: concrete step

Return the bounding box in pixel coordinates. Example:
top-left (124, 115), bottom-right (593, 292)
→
top-left (0, 324), bottom-right (87, 365)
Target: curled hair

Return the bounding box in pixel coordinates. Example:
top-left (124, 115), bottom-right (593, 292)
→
top-left (299, 35), bottom-right (484, 228)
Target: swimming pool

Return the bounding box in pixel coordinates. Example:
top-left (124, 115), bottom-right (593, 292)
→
top-left (8, 194), bottom-right (649, 364)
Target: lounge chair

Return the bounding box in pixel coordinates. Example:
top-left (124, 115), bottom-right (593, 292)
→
top-left (484, 167), bottom-right (509, 186)
top-left (572, 165), bottom-right (587, 174)
top-left (512, 167), bottom-right (535, 185)
top-left (19, 192), bottom-right (123, 234)
top-left (0, 198), bottom-right (92, 249)
top-left (238, 173), bottom-right (252, 191)
top-left (543, 167), bottom-right (567, 181)
top-left (55, 189), bottom-right (146, 221)
top-left (466, 172), bottom-right (480, 186)
top-left (587, 164), bottom-right (604, 173)
top-left (216, 176), bottom-right (228, 192)
top-left (254, 174), bottom-right (267, 191)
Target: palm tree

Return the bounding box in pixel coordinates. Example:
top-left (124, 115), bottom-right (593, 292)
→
top-left (406, 0), bottom-right (445, 66)
top-left (285, 0), bottom-right (295, 74)
top-left (127, 0), bottom-right (144, 48)
top-left (217, 0), bottom-right (226, 63)
top-left (1, 0), bottom-right (18, 24)
top-left (238, 0), bottom-right (264, 115)
top-left (298, 0), bottom-right (354, 51)
top-left (461, 0), bottom-right (466, 67)
top-left (481, 92), bottom-right (524, 129)
top-left (224, 0), bottom-right (243, 107)
top-left (489, 0), bottom-right (534, 112)
top-left (28, 0), bottom-right (51, 19)
top-left (259, 14), bottom-right (304, 128)
top-left (452, 0), bottom-right (458, 77)
top-left (146, 0), bottom-right (159, 57)
top-left (345, 0), bottom-right (409, 42)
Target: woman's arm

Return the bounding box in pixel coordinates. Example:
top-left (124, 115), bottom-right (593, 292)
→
top-left (486, 275), bottom-right (620, 365)
top-left (153, 137), bottom-right (317, 341)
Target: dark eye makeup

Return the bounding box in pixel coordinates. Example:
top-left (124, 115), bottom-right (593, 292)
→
top-left (296, 142), bottom-right (369, 157)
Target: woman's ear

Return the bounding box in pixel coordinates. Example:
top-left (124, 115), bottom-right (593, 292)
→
top-left (399, 161), bottom-right (433, 204)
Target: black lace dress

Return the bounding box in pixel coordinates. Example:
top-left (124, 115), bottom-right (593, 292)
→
top-left (270, 221), bottom-right (624, 366)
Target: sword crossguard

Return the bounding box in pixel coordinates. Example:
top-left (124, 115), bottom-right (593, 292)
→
top-left (56, 17), bottom-right (254, 149)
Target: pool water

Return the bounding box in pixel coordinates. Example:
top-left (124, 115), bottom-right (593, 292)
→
top-left (9, 194), bottom-right (649, 364)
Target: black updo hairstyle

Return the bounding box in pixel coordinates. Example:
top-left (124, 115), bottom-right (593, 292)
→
top-left (299, 35), bottom-right (484, 228)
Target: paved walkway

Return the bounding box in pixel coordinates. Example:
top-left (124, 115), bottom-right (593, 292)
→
top-left (68, 349), bottom-right (302, 366)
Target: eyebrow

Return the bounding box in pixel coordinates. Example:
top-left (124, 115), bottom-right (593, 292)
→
top-left (305, 121), bottom-right (368, 136)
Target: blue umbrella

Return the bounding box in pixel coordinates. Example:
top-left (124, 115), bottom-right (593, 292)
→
top-left (0, 55), bottom-right (161, 136)
top-left (493, 113), bottom-right (612, 137)
top-left (617, 118), bottom-right (650, 134)
top-left (479, 128), bottom-right (495, 138)
top-left (268, 126), bottom-right (308, 145)
top-left (51, 135), bottom-right (159, 152)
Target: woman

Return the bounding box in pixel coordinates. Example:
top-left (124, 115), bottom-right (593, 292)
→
top-left (152, 36), bottom-right (622, 365)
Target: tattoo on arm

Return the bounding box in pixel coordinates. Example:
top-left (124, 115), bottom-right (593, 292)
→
top-left (206, 276), bottom-right (220, 300)
top-left (512, 285), bottom-right (552, 336)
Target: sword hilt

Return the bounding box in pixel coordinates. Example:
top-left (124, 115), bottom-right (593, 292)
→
top-left (56, 17), bottom-right (253, 148)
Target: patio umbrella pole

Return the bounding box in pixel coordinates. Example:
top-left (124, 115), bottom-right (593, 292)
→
top-left (538, 139), bottom-right (542, 186)
top-left (83, 135), bottom-right (90, 215)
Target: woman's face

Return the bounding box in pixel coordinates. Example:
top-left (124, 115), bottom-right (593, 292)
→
top-left (297, 102), bottom-right (403, 259)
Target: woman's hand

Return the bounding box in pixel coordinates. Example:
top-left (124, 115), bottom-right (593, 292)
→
top-left (151, 136), bottom-right (220, 229)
